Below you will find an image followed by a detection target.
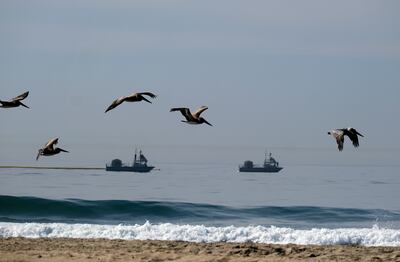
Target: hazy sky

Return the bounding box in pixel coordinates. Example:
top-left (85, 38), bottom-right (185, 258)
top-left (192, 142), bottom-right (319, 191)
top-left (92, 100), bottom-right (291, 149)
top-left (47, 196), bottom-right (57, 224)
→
top-left (1, 0), bottom-right (400, 166)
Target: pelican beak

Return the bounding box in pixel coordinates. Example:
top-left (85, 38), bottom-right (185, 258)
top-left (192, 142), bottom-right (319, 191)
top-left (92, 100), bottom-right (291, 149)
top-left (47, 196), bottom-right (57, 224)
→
top-left (204, 119), bottom-right (213, 126)
top-left (59, 148), bottom-right (69, 153)
top-left (142, 97), bottom-right (152, 104)
top-left (105, 101), bottom-right (119, 113)
top-left (36, 150), bottom-right (42, 161)
top-left (105, 106), bottom-right (114, 113)
top-left (356, 131), bottom-right (364, 137)
top-left (19, 102), bottom-right (30, 109)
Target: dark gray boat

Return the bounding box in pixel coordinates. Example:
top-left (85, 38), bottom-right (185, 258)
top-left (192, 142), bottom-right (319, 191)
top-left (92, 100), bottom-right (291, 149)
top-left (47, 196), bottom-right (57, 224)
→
top-left (106, 149), bottom-right (155, 173)
top-left (239, 152), bottom-right (283, 173)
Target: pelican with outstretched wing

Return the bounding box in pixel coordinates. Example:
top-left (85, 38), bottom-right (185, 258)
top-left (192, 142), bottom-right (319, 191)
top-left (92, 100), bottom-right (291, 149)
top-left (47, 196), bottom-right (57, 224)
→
top-left (105, 92), bottom-right (157, 113)
top-left (170, 106), bottom-right (212, 126)
top-left (328, 127), bottom-right (364, 151)
top-left (36, 138), bottom-right (69, 160)
top-left (0, 91), bottom-right (30, 109)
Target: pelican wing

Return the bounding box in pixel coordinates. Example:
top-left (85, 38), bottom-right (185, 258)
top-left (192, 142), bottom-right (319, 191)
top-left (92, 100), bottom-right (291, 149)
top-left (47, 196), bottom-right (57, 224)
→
top-left (125, 93), bottom-right (140, 100)
top-left (139, 92), bottom-right (157, 99)
top-left (170, 107), bottom-right (194, 121)
top-left (346, 129), bottom-right (360, 148)
top-left (44, 138), bottom-right (59, 150)
top-left (12, 91), bottom-right (29, 101)
top-left (193, 106), bottom-right (208, 118)
top-left (331, 129), bottom-right (344, 151)
top-left (125, 92), bottom-right (156, 102)
top-left (105, 97), bottom-right (125, 113)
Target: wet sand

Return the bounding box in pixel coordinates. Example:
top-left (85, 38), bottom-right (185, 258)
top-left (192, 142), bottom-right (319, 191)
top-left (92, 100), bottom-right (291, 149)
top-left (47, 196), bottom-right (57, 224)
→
top-left (1, 237), bottom-right (400, 261)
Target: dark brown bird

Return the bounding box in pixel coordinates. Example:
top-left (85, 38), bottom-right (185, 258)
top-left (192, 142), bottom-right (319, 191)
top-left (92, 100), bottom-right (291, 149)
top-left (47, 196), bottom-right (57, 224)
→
top-left (105, 92), bottom-right (157, 113)
top-left (36, 138), bottom-right (69, 160)
top-left (327, 127), bottom-right (364, 151)
top-left (170, 106), bottom-right (212, 126)
top-left (0, 91), bottom-right (30, 109)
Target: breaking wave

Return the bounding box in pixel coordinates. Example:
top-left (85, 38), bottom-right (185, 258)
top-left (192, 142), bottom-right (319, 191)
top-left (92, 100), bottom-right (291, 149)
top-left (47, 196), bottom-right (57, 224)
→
top-left (1, 221), bottom-right (400, 246)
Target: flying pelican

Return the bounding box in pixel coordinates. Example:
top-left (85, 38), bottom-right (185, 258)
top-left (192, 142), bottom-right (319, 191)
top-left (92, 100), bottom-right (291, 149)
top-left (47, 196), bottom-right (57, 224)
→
top-left (105, 92), bottom-right (157, 113)
top-left (36, 138), bottom-right (69, 160)
top-left (0, 91), bottom-right (29, 109)
top-left (170, 106), bottom-right (212, 126)
top-left (327, 127), bottom-right (364, 151)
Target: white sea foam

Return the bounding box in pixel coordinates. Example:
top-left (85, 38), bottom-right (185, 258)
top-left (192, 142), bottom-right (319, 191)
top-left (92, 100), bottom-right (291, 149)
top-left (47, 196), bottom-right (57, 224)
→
top-left (1, 222), bottom-right (400, 246)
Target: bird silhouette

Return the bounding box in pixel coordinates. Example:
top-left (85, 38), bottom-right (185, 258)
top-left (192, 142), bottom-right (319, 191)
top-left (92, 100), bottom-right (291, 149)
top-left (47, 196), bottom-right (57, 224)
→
top-left (0, 91), bottom-right (30, 109)
top-left (328, 127), bottom-right (364, 151)
top-left (36, 138), bottom-right (69, 160)
top-left (105, 92), bottom-right (157, 113)
top-left (170, 106), bottom-right (212, 126)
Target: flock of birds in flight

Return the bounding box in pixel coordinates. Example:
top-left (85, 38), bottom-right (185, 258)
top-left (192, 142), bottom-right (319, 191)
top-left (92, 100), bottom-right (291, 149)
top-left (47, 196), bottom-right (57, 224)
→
top-left (1, 91), bottom-right (364, 161)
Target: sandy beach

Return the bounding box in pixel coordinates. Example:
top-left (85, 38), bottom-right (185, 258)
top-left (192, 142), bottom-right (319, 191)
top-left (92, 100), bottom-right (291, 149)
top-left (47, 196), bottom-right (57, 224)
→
top-left (1, 238), bottom-right (399, 262)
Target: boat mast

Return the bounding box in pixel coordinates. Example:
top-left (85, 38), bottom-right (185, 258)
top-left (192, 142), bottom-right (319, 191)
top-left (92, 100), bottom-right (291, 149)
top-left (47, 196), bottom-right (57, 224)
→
top-left (134, 148), bottom-right (137, 166)
top-left (264, 148), bottom-right (267, 166)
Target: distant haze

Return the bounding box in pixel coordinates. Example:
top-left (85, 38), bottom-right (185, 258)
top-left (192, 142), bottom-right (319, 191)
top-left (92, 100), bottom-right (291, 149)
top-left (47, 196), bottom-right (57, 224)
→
top-left (1, 1), bottom-right (399, 166)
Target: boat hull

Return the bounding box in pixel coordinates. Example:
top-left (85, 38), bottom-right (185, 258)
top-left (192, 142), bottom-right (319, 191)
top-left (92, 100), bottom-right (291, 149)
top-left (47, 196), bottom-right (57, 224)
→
top-left (105, 166), bottom-right (154, 173)
top-left (239, 166), bottom-right (283, 173)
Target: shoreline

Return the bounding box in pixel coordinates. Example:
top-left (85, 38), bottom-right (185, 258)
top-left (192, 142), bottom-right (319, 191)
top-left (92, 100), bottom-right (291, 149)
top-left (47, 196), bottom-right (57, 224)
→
top-left (1, 237), bottom-right (399, 261)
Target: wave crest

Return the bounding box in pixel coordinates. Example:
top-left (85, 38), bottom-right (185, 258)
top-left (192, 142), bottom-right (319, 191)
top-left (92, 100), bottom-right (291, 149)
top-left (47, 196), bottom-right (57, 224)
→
top-left (1, 222), bottom-right (400, 246)
top-left (1, 195), bottom-right (399, 226)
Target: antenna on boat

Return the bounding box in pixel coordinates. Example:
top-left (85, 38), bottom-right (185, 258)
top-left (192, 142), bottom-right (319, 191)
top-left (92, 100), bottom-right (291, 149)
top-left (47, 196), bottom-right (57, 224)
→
top-left (134, 148), bottom-right (137, 166)
top-left (264, 148), bottom-right (268, 165)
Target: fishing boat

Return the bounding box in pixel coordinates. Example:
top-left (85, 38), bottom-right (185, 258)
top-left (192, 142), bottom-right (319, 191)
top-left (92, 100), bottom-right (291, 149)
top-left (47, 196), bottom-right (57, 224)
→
top-left (239, 152), bottom-right (283, 173)
top-left (106, 149), bottom-right (155, 173)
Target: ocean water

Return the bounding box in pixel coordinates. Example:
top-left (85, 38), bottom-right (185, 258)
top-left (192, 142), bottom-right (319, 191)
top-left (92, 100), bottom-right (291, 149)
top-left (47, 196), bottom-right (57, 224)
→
top-left (1, 164), bottom-right (400, 246)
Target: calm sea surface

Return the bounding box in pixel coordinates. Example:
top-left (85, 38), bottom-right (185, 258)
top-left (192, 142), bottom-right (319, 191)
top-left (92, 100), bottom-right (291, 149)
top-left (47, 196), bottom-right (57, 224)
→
top-left (1, 164), bottom-right (399, 209)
